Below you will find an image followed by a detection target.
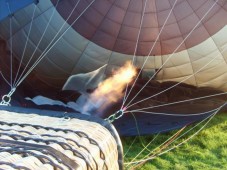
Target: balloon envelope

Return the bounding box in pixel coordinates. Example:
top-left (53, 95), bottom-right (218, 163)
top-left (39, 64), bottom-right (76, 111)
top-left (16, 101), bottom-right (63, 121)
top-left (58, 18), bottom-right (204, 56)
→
top-left (0, 0), bottom-right (227, 135)
top-left (0, 0), bottom-right (227, 91)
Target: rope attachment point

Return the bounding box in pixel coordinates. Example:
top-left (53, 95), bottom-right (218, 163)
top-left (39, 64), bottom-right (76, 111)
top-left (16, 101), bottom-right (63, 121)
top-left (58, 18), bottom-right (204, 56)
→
top-left (105, 109), bottom-right (125, 123)
top-left (0, 87), bottom-right (16, 106)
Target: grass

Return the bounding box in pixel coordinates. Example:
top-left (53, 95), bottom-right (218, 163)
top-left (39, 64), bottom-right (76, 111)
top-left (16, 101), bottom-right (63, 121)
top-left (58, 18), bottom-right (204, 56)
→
top-left (122, 112), bottom-right (227, 170)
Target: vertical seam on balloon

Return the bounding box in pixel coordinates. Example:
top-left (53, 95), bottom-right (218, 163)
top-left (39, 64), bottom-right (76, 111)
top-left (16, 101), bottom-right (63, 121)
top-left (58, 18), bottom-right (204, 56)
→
top-left (14, 0), bottom-right (88, 87)
top-left (124, 0), bottom-right (220, 109)
top-left (13, 4), bottom-right (38, 87)
top-left (70, 0), bottom-right (118, 75)
top-left (13, 1), bottom-right (62, 86)
top-left (104, 0), bottom-right (134, 75)
top-left (5, 4), bottom-right (55, 40)
top-left (217, 0), bottom-right (227, 13)
top-left (153, 0), bottom-right (159, 82)
top-left (14, 0), bottom-right (86, 87)
top-left (187, 0), bottom-right (227, 84)
top-left (171, 0), bottom-right (198, 86)
top-left (6, 2), bottom-right (13, 89)
top-left (154, 0), bottom-right (164, 81)
top-left (123, 0), bottom-right (180, 108)
top-left (121, 0), bottom-right (149, 107)
top-left (131, 0), bottom-right (149, 62)
top-left (196, 68), bottom-right (227, 87)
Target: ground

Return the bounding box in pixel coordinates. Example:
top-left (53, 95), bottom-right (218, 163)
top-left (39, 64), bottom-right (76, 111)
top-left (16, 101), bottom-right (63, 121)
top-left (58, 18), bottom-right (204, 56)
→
top-left (122, 112), bottom-right (227, 170)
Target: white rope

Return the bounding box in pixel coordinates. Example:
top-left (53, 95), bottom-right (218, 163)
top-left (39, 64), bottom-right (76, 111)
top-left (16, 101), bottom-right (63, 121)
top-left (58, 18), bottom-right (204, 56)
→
top-left (125, 106), bottom-right (218, 168)
top-left (1, 1), bottom-right (62, 105)
top-left (126, 101), bottom-right (226, 168)
top-left (123, 136), bottom-right (138, 158)
top-left (127, 91), bottom-right (227, 113)
top-left (15, 0), bottom-right (96, 88)
top-left (125, 111), bottom-right (187, 165)
top-left (122, 0), bottom-right (179, 107)
top-left (121, 0), bottom-right (148, 108)
top-left (126, 39), bottom-right (227, 110)
top-left (6, 2), bottom-right (13, 89)
top-left (126, 102), bottom-right (226, 167)
top-left (126, 107), bottom-right (218, 117)
top-left (13, 4), bottom-right (38, 87)
top-left (124, 0), bottom-right (220, 109)
top-left (14, 0), bottom-right (62, 86)
top-left (123, 0), bottom-right (225, 164)
top-left (14, 0), bottom-right (81, 86)
top-left (128, 133), bottom-right (160, 163)
top-left (125, 123), bottom-right (189, 167)
top-left (125, 109), bottom-right (214, 167)
top-left (0, 2), bottom-right (16, 105)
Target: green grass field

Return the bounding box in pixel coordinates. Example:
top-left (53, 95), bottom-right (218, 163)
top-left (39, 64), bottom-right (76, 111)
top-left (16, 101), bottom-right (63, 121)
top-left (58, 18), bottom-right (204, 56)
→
top-left (122, 112), bottom-right (227, 170)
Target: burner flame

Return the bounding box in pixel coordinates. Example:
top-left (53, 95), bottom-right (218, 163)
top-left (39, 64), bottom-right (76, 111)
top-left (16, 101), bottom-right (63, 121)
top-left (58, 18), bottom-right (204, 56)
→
top-left (83, 61), bottom-right (137, 115)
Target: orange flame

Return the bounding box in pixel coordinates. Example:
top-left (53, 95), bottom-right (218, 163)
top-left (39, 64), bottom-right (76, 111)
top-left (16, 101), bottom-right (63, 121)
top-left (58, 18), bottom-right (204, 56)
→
top-left (83, 61), bottom-right (137, 114)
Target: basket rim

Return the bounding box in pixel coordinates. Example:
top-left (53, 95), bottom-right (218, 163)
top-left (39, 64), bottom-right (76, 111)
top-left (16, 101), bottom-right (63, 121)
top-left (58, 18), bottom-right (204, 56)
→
top-left (0, 105), bottom-right (124, 170)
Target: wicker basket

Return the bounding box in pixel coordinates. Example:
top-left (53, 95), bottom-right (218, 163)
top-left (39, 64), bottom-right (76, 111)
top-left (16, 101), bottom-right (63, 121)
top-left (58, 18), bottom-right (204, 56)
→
top-left (0, 106), bottom-right (123, 170)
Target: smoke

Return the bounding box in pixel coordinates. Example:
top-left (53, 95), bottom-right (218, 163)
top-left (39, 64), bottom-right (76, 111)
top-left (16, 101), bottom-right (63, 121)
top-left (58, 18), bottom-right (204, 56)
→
top-left (82, 61), bottom-right (137, 115)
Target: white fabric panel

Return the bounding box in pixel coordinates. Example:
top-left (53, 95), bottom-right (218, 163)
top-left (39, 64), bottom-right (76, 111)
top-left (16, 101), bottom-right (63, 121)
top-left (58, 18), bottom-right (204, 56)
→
top-left (1, 0), bottom-right (86, 76)
top-left (8, 28), bottom-right (45, 71)
top-left (199, 73), bottom-right (227, 90)
top-left (143, 56), bottom-right (162, 69)
top-left (213, 76), bottom-right (227, 90)
top-left (158, 50), bottom-right (196, 86)
top-left (221, 44), bottom-right (227, 62)
top-left (195, 62), bottom-right (227, 87)
top-left (159, 74), bottom-right (198, 85)
top-left (187, 34), bottom-right (227, 90)
top-left (134, 56), bottom-right (144, 68)
top-left (0, 2), bottom-right (53, 40)
top-left (161, 63), bottom-right (194, 79)
top-left (62, 27), bottom-right (89, 53)
top-left (212, 25), bottom-right (227, 63)
top-left (188, 38), bottom-right (219, 62)
top-left (35, 58), bottom-right (69, 77)
top-left (73, 42), bottom-right (111, 73)
top-left (161, 50), bottom-right (191, 68)
top-left (82, 42), bottom-right (111, 63)
top-left (107, 53), bottom-right (162, 73)
top-left (212, 25), bottom-right (227, 48)
top-left (108, 52), bottom-right (133, 66)
top-left (190, 50), bottom-right (224, 72)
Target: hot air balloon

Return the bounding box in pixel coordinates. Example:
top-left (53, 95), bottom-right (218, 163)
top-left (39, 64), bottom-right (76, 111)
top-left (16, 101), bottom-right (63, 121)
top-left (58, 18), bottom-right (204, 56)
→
top-left (0, 0), bottom-right (227, 136)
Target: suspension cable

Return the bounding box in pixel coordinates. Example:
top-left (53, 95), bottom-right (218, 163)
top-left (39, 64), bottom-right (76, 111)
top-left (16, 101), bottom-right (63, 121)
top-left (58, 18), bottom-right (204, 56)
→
top-left (13, 0), bottom-right (61, 86)
top-left (121, 0), bottom-right (149, 110)
top-left (126, 41), bottom-right (227, 110)
top-left (6, 2), bottom-right (13, 89)
top-left (1, 0), bottom-right (95, 105)
top-left (127, 91), bottom-right (227, 113)
top-left (15, 0), bottom-right (95, 88)
top-left (13, 4), bottom-right (38, 87)
top-left (124, 0), bottom-right (220, 109)
top-left (126, 102), bottom-right (226, 168)
top-left (122, 0), bottom-right (179, 107)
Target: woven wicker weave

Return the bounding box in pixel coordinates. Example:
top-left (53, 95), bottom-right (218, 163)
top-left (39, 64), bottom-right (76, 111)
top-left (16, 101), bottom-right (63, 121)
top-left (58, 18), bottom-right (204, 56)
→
top-left (0, 109), bottom-right (121, 170)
